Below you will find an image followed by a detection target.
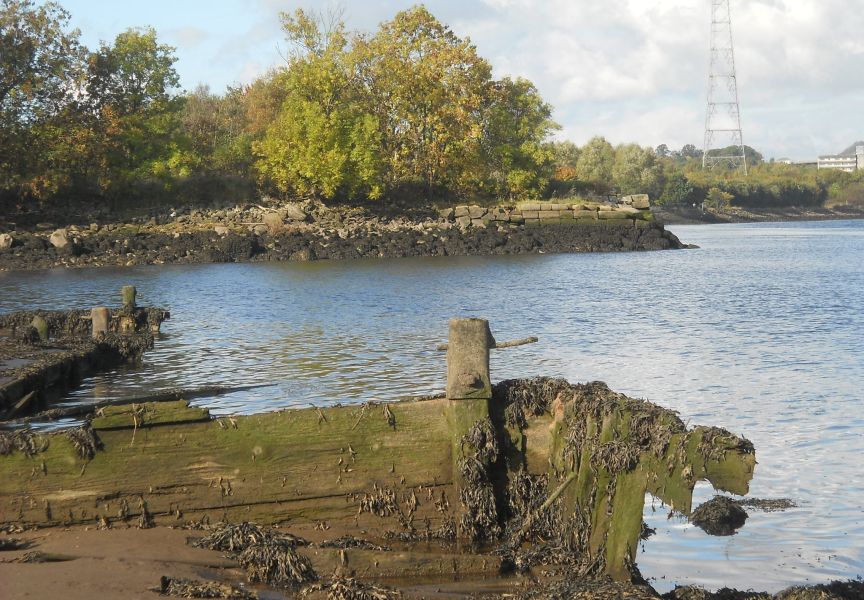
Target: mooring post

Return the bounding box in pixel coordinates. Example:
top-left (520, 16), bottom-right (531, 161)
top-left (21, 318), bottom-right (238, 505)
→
top-left (446, 318), bottom-right (495, 401)
top-left (91, 307), bottom-right (110, 338)
top-left (119, 286), bottom-right (138, 333)
top-left (445, 318), bottom-right (496, 538)
top-left (121, 285), bottom-right (137, 309)
top-left (30, 316), bottom-right (48, 341)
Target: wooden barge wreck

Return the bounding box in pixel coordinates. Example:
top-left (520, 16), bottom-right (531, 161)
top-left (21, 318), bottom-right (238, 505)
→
top-left (0, 311), bottom-right (756, 592)
top-left (0, 286), bottom-right (169, 421)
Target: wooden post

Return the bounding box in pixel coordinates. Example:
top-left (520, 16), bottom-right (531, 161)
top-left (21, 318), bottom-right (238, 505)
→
top-left (30, 316), bottom-right (48, 341)
top-left (91, 307), bottom-right (110, 338)
top-left (446, 318), bottom-right (495, 401)
top-left (119, 286), bottom-right (137, 333)
top-left (445, 318), bottom-right (496, 538)
top-left (121, 285), bottom-right (137, 309)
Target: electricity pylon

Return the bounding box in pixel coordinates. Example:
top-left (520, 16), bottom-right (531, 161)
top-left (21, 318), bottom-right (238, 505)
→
top-left (702, 0), bottom-right (747, 174)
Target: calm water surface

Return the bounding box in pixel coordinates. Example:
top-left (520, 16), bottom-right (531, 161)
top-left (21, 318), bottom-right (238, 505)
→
top-left (1, 220), bottom-right (862, 592)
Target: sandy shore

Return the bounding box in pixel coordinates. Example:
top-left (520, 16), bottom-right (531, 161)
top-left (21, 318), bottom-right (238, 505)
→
top-left (0, 527), bottom-right (245, 600)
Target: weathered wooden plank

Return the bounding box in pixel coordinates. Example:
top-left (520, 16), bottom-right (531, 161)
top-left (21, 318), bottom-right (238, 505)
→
top-left (0, 398), bottom-right (455, 527)
top-left (303, 547), bottom-right (500, 580)
top-left (91, 400), bottom-right (211, 429)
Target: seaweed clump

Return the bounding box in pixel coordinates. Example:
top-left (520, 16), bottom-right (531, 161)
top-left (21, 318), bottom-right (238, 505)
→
top-left (301, 576), bottom-right (400, 600)
top-left (66, 424), bottom-right (102, 460)
top-left (457, 417), bottom-right (501, 542)
top-left (192, 522), bottom-right (308, 553)
top-left (690, 496), bottom-right (748, 536)
top-left (238, 543), bottom-right (317, 588)
top-left (0, 429), bottom-right (48, 457)
top-left (494, 377), bottom-right (572, 427)
top-left (159, 576), bottom-right (257, 599)
top-left (193, 523), bottom-right (316, 589)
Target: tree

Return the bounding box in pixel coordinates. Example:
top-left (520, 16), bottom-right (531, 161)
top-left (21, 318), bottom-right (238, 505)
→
top-left (0, 0), bottom-right (84, 197)
top-left (612, 143), bottom-right (663, 197)
top-left (354, 6), bottom-right (492, 196)
top-left (83, 27), bottom-right (186, 193)
top-left (680, 144), bottom-right (702, 159)
top-left (576, 136), bottom-right (615, 191)
top-left (86, 27), bottom-right (179, 116)
top-left (655, 143), bottom-right (670, 158)
top-left (254, 9), bottom-right (383, 200)
top-left (181, 85), bottom-right (252, 177)
top-left (476, 77), bottom-right (557, 199)
top-left (659, 171), bottom-right (698, 206)
top-left (705, 144), bottom-right (764, 166)
top-left (705, 186), bottom-right (733, 210)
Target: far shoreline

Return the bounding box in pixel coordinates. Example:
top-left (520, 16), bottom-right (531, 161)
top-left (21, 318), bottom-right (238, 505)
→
top-left (655, 204), bottom-right (864, 225)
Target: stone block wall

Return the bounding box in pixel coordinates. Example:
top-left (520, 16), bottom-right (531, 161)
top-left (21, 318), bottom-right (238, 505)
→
top-left (444, 194), bottom-right (653, 228)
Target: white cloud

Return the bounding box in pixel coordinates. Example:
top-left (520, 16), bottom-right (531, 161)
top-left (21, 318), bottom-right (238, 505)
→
top-left (77, 0), bottom-right (860, 160)
top-left (460, 0), bottom-right (864, 159)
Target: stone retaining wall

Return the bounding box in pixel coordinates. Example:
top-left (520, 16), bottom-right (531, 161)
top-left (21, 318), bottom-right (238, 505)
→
top-left (444, 194), bottom-right (653, 228)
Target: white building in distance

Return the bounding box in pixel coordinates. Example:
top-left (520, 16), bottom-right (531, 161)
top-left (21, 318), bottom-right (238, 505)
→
top-left (818, 141), bottom-right (864, 172)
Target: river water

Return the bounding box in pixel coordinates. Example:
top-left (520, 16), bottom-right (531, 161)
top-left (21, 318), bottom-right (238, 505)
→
top-left (1, 220), bottom-right (862, 592)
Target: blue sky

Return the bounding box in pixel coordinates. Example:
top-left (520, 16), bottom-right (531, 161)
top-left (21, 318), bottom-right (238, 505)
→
top-left (61, 0), bottom-right (864, 161)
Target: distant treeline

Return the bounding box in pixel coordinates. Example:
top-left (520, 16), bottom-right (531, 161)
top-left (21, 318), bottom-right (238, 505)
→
top-left (1, 0), bottom-right (861, 214)
top-left (551, 139), bottom-right (864, 210)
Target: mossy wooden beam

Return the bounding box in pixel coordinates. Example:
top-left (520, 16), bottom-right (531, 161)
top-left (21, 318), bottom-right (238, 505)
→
top-left (90, 400), bottom-right (211, 429)
top-left (526, 390), bottom-right (756, 582)
top-left (0, 398), bottom-right (455, 528)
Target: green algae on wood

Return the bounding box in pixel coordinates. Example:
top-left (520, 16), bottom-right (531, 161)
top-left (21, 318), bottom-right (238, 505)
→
top-left (491, 378), bottom-right (755, 581)
top-left (0, 377), bottom-right (755, 584)
top-left (0, 398), bottom-right (455, 530)
top-left (90, 400), bottom-right (211, 430)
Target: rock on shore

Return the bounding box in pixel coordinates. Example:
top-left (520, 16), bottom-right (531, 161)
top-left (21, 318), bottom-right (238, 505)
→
top-left (0, 201), bottom-right (685, 272)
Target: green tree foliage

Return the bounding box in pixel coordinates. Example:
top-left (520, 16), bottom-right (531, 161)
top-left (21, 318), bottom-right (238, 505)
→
top-left (83, 27), bottom-right (186, 194)
top-left (705, 186), bottom-right (733, 210)
top-left (575, 136), bottom-right (615, 192)
top-left (182, 85), bottom-right (253, 176)
top-left (354, 6), bottom-right (492, 196)
top-left (254, 8), bottom-right (384, 200)
top-left (611, 143), bottom-right (662, 197)
top-left (0, 0), bottom-right (83, 198)
top-left (475, 77), bottom-right (557, 199)
top-left (252, 5), bottom-right (556, 202)
top-left (705, 144), bottom-right (763, 167)
top-left (659, 171), bottom-right (699, 206)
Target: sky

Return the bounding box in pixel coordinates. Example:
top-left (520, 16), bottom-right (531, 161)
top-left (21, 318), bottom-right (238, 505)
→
top-left (60, 0), bottom-right (864, 161)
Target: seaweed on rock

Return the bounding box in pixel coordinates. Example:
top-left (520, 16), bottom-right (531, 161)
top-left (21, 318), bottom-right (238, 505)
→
top-left (192, 522), bottom-right (308, 553)
top-left (238, 542), bottom-right (317, 588)
top-left (159, 576), bottom-right (258, 599)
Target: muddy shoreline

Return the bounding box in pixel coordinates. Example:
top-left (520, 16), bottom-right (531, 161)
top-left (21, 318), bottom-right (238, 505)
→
top-left (1, 525), bottom-right (860, 599)
top-left (654, 204), bottom-right (864, 225)
top-left (0, 201), bottom-right (685, 272)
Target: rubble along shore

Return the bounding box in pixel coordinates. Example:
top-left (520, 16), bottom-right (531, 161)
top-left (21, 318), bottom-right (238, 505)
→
top-left (0, 199), bottom-right (685, 272)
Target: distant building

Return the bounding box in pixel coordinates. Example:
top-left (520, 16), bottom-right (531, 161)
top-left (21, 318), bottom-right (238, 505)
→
top-left (818, 141), bottom-right (864, 172)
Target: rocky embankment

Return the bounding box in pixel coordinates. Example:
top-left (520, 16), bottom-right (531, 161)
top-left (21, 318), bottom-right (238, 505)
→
top-left (0, 198), bottom-right (685, 272)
